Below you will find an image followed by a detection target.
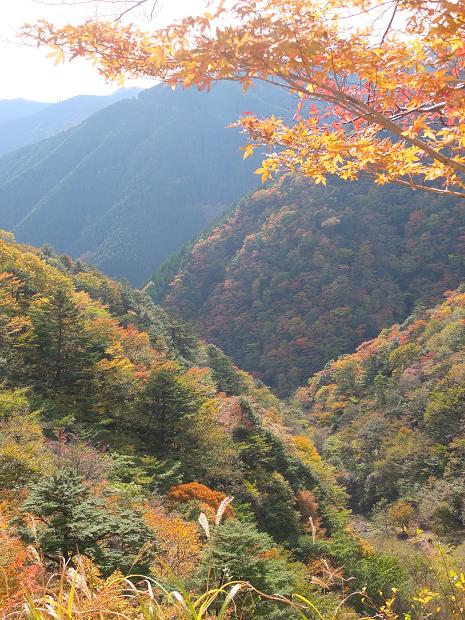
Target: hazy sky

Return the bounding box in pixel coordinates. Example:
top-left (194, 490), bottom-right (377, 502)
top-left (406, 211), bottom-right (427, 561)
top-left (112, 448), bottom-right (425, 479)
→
top-left (0, 1), bottom-right (206, 102)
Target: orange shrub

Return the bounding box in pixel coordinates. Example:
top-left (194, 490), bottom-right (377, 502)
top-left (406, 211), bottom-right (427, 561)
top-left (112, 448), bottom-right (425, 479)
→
top-left (167, 482), bottom-right (235, 522)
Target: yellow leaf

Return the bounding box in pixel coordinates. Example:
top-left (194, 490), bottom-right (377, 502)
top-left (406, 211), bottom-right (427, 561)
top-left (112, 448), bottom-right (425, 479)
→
top-left (255, 167), bottom-right (271, 183)
top-left (242, 144), bottom-right (254, 160)
top-left (46, 47), bottom-right (65, 66)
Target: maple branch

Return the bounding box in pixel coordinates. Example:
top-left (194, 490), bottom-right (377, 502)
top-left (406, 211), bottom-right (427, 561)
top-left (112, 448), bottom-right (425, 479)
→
top-left (385, 179), bottom-right (465, 199)
top-left (281, 76), bottom-right (465, 177)
top-left (115, 0), bottom-right (158, 21)
top-left (23, 0), bottom-right (465, 199)
top-left (364, 167), bottom-right (465, 199)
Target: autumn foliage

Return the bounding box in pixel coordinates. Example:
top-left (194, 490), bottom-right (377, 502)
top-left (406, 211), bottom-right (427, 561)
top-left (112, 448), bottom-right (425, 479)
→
top-left (0, 233), bottom-right (373, 617)
top-left (0, 510), bottom-right (43, 612)
top-left (145, 506), bottom-right (202, 579)
top-left (168, 482), bottom-right (235, 522)
top-left (24, 0), bottom-right (465, 199)
top-left (298, 286), bottom-right (465, 532)
top-left (3, 0), bottom-right (465, 610)
top-left (153, 174), bottom-right (465, 393)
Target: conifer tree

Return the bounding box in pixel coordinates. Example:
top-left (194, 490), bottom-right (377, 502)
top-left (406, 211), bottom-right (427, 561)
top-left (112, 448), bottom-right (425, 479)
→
top-left (206, 344), bottom-right (244, 395)
top-left (28, 286), bottom-right (96, 393)
top-left (256, 472), bottom-right (301, 545)
top-left (18, 468), bottom-right (155, 575)
top-left (19, 468), bottom-right (107, 561)
top-left (199, 520), bottom-right (305, 618)
top-left (141, 367), bottom-right (201, 446)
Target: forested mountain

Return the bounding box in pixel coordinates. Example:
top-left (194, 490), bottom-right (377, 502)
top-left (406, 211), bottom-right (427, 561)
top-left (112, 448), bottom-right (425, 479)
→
top-left (296, 285), bottom-right (465, 536)
top-left (0, 231), bottom-right (427, 618)
top-left (4, 0), bottom-right (465, 615)
top-left (0, 89), bottom-right (142, 158)
top-left (150, 174), bottom-right (465, 395)
top-left (0, 98), bottom-right (49, 124)
top-left (0, 82), bottom-right (291, 285)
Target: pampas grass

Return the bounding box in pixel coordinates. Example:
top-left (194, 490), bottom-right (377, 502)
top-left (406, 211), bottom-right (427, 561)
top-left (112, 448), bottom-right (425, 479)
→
top-left (3, 556), bottom-right (359, 620)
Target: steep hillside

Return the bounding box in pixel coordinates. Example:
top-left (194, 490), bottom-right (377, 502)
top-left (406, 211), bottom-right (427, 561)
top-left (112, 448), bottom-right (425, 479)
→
top-left (0, 231), bottom-right (423, 618)
top-left (150, 174), bottom-right (465, 395)
top-left (296, 286), bottom-right (465, 535)
top-left (0, 82), bottom-right (291, 285)
top-left (0, 89), bottom-right (142, 158)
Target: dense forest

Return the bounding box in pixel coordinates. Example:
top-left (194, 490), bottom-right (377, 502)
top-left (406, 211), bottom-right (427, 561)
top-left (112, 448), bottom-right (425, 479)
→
top-left (2, 0), bottom-right (465, 615)
top-left (296, 285), bottom-right (465, 534)
top-left (0, 82), bottom-right (291, 284)
top-left (2, 231), bottom-right (464, 618)
top-left (0, 231), bottom-right (347, 616)
top-left (150, 174), bottom-right (465, 395)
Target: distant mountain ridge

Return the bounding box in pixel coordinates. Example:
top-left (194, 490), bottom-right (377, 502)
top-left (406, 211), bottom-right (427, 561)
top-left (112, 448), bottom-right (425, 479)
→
top-left (0, 98), bottom-right (50, 124)
top-left (0, 82), bottom-right (293, 284)
top-left (0, 88), bottom-right (142, 158)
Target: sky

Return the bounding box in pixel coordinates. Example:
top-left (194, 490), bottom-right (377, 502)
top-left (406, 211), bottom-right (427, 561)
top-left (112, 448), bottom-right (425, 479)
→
top-left (0, 0), bottom-right (206, 102)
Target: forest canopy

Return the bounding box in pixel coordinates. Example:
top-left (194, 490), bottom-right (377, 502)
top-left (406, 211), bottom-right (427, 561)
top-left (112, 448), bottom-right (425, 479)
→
top-left (150, 174), bottom-right (465, 395)
top-left (2, 1), bottom-right (465, 616)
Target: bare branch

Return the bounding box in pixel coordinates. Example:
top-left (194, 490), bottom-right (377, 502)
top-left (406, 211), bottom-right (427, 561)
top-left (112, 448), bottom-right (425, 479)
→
top-left (31, 0), bottom-right (159, 21)
top-left (380, 1), bottom-right (398, 44)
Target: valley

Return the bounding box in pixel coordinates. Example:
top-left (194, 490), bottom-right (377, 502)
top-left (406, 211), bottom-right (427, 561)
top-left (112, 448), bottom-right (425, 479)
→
top-left (0, 0), bottom-right (464, 618)
top-left (150, 174), bottom-right (465, 394)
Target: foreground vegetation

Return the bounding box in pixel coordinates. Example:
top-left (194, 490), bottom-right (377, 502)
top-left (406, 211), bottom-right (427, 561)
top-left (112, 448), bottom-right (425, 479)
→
top-left (1, 232), bottom-right (464, 618)
top-left (6, 552), bottom-right (465, 619)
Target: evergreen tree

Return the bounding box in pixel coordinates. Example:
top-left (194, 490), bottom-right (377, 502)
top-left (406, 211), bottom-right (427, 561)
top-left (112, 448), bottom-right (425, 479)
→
top-left (199, 520), bottom-right (305, 619)
top-left (374, 373), bottom-right (388, 407)
top-left (18, 468), bottom-right (155, 575)
top-left (206, 344), bottom-right (244, 395)
top-left (19, 468), bottom-right (106, 561)
top-left (168, 317), bottom-right (198, 362)
top-left (140, 367), bottom-right (202, 446)
top-left (200, 520), bottom-right (274, 590)
top-left (255, 472), bottom-right (301, 545)
top-left (28, 286), bottom-right (96, 393)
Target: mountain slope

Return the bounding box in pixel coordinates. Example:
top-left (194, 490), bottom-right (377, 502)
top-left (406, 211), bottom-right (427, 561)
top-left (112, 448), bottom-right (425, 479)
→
top-left (0, 231), bottom-right (388, 617)
top-left (0, 229), bottom-right (343, 530)
top-left (149, 174), bottom-right (465, 395)
top-left (296, 285), bottom-right (465, 535)
top-left (0, 233), bottom-right (461, 618)
top-left (0, 82), bottom-right (292, 284)
top-left (0, 89), bottom-right (141, 158)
